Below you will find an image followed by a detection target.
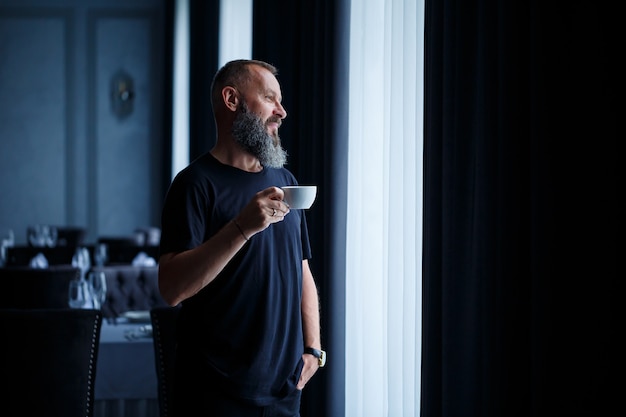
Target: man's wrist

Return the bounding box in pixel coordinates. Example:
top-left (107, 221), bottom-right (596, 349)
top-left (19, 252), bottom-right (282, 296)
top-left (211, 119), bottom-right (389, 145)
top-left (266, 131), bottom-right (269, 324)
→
top-left (304, 347), bottom-right (326, 367)
top-left (232, 219), bottom-right (249, 241)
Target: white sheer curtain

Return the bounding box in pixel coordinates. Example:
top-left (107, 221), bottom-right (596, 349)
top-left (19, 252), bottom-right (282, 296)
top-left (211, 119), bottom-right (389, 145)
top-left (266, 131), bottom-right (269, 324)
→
top-left (172, 0), bottom-right (190, 179)
top-left (345, 0), bottom-right (424, 415)
top-left (218, 0), bottom-right (252, 66)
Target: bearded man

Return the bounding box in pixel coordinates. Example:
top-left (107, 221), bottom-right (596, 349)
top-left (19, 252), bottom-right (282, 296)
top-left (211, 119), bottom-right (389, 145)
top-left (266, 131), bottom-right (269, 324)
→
top-left (158, 59), bottom-right (324, 417)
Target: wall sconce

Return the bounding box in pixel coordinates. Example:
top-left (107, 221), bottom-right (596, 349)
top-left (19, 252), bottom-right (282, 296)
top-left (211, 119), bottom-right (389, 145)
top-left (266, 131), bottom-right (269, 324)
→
top-left (111, 69), bottom-right (135, 119)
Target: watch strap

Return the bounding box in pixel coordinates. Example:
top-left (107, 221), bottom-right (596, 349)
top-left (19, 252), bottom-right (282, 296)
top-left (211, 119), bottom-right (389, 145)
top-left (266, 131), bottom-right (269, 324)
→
top-left (304, 347), bottom-right (321, 357)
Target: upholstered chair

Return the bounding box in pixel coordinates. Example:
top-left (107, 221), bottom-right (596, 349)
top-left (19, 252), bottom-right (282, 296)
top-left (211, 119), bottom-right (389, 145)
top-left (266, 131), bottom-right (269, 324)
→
top-left (0, 308), bottom-right (103, 417)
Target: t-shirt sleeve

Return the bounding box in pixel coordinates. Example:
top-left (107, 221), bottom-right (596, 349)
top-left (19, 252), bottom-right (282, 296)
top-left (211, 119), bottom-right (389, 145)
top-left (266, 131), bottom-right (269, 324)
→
top-left (159, 176), bottom-right (211, 256)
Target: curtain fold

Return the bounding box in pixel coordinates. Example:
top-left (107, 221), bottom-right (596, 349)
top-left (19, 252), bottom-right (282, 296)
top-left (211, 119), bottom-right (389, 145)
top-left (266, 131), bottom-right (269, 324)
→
top-left (422, 1), bottom-right (617, 416)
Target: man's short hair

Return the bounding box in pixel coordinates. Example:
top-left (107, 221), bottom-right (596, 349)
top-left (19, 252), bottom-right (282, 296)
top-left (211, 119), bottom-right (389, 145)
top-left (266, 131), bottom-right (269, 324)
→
top-left (210, 59), bottom-right (278, 111)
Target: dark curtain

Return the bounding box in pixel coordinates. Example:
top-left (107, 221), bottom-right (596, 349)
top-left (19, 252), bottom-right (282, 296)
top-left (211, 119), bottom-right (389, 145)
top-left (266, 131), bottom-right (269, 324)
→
top-left (252, 1), bottom-right (350, 416)
top-left (422, 1), bottom-right (617, 416)
top-left (188, 0), bottom-right (220, 160)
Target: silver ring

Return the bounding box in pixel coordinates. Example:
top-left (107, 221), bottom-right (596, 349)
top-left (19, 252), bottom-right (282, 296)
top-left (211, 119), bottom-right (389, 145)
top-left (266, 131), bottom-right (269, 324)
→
top-left (272, 208), bottom-right (276, 217)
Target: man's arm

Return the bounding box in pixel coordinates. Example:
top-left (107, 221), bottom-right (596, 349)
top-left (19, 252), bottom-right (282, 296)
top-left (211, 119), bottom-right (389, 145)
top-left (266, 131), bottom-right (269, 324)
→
top-left (158, 186), bottom-right (289, 306)
top-left (298, 259), bottom-right (322, 389)
top-left (158, 219), bottom-right (248, 306)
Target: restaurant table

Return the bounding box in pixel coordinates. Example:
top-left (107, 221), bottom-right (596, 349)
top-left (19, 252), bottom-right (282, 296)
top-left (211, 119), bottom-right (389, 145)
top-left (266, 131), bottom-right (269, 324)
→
top-left (94, 319), bottom-right (159, 417)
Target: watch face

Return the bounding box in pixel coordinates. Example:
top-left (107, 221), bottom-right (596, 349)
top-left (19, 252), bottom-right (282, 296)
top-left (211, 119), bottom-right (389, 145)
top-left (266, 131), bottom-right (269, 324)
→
top-left (305, 347), bottom-right (326, 367)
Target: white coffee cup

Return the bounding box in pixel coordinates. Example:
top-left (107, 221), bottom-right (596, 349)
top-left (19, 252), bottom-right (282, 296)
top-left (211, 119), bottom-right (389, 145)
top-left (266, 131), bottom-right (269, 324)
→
top-left (281, 186), bottom-right (317, 209)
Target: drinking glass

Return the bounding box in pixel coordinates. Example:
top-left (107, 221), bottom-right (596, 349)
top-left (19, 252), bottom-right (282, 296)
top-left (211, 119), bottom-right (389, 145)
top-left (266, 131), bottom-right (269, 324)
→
top-left (94, 243), bottom-right (108, 267)
top-left (28, 225), bottom-right (45, 247)
top-left (68, 279), bottom-right (91, 309)
top-left (88, 271), bottom-right (107, 310)
top-left (44, 226), bottom-right (58, 247)
top-left (72, 247), bottom-right (91, 280)
top-left (0, 229), bottom-right (14, 267)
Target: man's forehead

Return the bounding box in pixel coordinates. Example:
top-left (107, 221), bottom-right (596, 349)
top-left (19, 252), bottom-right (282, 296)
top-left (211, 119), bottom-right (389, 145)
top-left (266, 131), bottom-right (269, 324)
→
top-left (249, 66), bottom-right (282, 96)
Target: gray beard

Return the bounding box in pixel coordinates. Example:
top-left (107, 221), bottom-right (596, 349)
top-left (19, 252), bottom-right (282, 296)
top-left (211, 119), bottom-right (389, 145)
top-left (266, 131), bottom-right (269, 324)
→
top-left (231, 104), bottom-right (288, 168)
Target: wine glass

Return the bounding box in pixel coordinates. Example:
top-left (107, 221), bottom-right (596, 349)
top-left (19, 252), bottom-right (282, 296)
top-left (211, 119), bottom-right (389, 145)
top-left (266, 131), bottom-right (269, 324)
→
top-left (94, 243), bottom-right (108, 267)
top-left (0, 229), bottom-right (14, 267)
top-left (72, 247), bottom-right (91, 280)
top-left (68, 279), bottom-right (91, 309)
top-left (28, 225), bottom-right (45, 247)
top-left (44, 225), bottom-right (58, 247)
top-left (88, 271), bottom-right (107, 310)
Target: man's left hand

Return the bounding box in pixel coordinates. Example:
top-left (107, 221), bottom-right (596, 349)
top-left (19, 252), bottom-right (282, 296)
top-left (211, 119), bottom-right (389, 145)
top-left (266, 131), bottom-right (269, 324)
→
top-left (297, 353), bottom-right (319, 390)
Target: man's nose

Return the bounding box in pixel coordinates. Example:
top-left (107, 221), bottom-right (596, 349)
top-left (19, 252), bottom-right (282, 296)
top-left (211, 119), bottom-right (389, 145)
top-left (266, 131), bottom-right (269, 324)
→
top-left (275, 102), bottom-right (287, 119)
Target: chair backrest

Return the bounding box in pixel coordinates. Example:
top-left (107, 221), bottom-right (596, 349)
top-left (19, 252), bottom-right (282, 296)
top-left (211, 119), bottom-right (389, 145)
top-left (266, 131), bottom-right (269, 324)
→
top-left (0, 308), bottom-right (103, 417)
top-left (91, 265), bottom-right (168, 319)
top-left (151, 306), bottom-right (181, 417)
top-left (55, 226), bottom-right (87, 247)
top-left (0, 265), bottom-right (81, 309)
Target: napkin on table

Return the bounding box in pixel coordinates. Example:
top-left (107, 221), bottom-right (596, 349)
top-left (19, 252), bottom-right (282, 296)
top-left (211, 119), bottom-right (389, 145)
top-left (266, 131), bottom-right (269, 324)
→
top-left (132, 251), bottom-right (156, 267)
top-left (29, 253), bottom-right (49, 268)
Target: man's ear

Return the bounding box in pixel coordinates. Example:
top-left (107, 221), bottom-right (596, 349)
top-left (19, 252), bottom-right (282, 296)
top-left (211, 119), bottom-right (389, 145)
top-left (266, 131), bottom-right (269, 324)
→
top-left (223, 86), bottom-right (239, 111)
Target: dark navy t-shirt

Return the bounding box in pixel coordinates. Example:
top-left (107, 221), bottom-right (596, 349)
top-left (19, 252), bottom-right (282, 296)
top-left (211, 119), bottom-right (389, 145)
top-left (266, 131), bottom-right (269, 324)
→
top-left (159, 152), bottom-right (312, 406)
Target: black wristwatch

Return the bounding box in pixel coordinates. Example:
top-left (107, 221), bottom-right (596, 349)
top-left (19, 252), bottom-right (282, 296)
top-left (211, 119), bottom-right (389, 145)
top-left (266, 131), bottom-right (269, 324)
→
top-left (304, 347), bottom-right (326, 367)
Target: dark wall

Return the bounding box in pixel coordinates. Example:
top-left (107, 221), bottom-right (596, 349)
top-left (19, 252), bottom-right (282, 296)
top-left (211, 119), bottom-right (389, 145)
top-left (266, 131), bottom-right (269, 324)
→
top-left (0, 0), bottom-right (171, 244)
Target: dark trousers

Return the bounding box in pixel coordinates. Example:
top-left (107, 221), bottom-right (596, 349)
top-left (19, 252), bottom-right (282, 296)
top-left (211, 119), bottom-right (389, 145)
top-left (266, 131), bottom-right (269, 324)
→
top-left (174, 387), bottom-right (301, 417)
top-left (172, 354), bottom-right (301, 417)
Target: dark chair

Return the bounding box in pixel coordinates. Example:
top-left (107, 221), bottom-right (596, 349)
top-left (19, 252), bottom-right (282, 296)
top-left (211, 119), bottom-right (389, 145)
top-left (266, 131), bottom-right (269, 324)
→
top-left (151, 306), bottom-right (181, 417)
top-left (55, 226), bottom-right (87, 247)
top-left (91, 265), bottom-right (168, 319)
top-left (0, 265), bottom-right (81, 308)
top-left (0, 308), bottom-right (103, 417)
